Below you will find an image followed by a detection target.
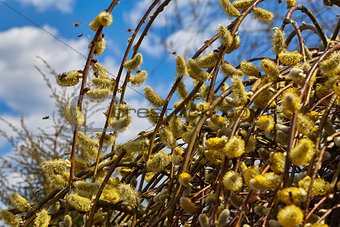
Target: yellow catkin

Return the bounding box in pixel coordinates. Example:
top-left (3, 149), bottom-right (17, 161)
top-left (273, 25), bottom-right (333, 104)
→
top-left (196, 52), bottom-right (218, 68)
top-left (230, 106), bottom-right (250, 122)
top-left (56, 70), bottom-right (82, 87)
top-left (319, 51), bottom-right (340, 74)
top-left (208, 115), bottom-right (227, 132)
top-left (176, 80), bottom-right (188, 100)
top-left (169, 115), bottom-right (186, 137)
top-left (218, 25), bottom-right (233, 48)
top-left (67, 194), bottom-right (92, 212)
top-left (92, 77), bottom-right (115, 91)
top-left (179, 173), bottom-right (192, 187)
top-left (147, 150), bottom-right (170, 173)
top-left (277, 205), bottom-right (303, 227)
top-left (180, 197), bottom-right (196, 214)
top-left (223, 170), bottom-right (243, 191)
top-left (281, 88), bottom-right (301, 117)
top-left (286, 0), bottom-right (296, 8)
top-left (230, 76), bottom-right (248, 106)
top-left (253, 7), bottom-right (274, 22)
top-left (129, 70), bottom-right (147, 86)
top-left (95, 132), bottom-right (114, 147)
top-left (230, 192), bottom-right (244, 209)
top-left (0, 209), bottom-right (21, 227)
top-left (261, 58), bottom-right (279, 78)
top-left (250, 172), bottom-right (281, 190)
top-left (290, 138), bottom-right (315, 166)
top-left (65, 104), bottom-right (85, 126)
top-left (171, 147), bottom-right (183, 165)
top-left (97, 10), bottom-right (113, 27)
top-left (144, 86), bottom-right (165, 107)
top-left (187, 59), bottom-right (209, 82)
top-left (77, 131), bottom-right (99, 147)
top-left (123, 53), bottom-right (143, 71)
top-left (34, 209), bottom-right (50, 227)
top-left (101, 181), bottom-right (120, 204)
top-left (278, 187), bottom-right (306, 204)
top-left (222, 136), bottom-right (245, 158)
top-left (146, 108), bottom-right (159, 125)
top-left (86, 89), bottom-right (110, 102)
top-left (296, 114), bottom-right (317, 136)
top-left (298, 176), bottom-right (331, 196)
top-left (279, 50), bottom-right (302, 66)
top-left (118, 183), bottom-right (139, 207)
top-left (240, 60), bottom-right (260, 76)
top-left (205, 137), bottom-right (227, 149)
top-left (289, 67), bottom-right (305, 85)
top-left (218, 0), bottom-right (240, 18)
top-left (226, 35), bottom-right (242, 53)
top-left (159, 126), bottom-right (177, 149)
top-left (109, 115), bottom-right (132, 132)
top-left (245, 134), bottom-right (256, 153)
top-left (89, 16), bottom-right (101, 31)
top-left (272, 27), bottom-right (287, 55)
top-left (270, 152), bottom-right (285, 174)
top-left (176, 55), bottom-right (188, 77)
top-left (93, 36), bottom-right (107, 56)
top-left (220, 62), bottom-right (243, 77)
top-left (256, 115), bottom-right (275, 131)
top-left (74, 181), bottom-right (100, 197)
top-left (9, 194), bottom-right (31, 213)
top-left (91, 62), bottom-right (109, 78)
top-left (232, 0), bottom-right (253, 10)
top-left (205, 149), bottom-right (224, 165)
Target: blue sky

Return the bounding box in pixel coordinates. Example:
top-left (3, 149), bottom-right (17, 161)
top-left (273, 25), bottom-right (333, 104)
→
top-left (0, 0), bottom-right (338, 157)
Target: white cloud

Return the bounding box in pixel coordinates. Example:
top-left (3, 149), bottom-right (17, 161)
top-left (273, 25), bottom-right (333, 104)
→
top-left (15, 0), bottom-right (75, 13)
top-left (0, 25), bottom-right (87, 115)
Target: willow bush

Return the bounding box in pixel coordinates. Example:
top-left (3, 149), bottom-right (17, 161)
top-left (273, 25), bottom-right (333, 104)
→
top-left (1, 0), bottom-right (340, 226)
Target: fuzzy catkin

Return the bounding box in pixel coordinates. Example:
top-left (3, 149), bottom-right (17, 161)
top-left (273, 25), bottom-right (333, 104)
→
top-left (123, 53), bottom-right (143, 71)
top-left (176, 55), bottom-right (188, 77)
top-left (0, 209), bottom-right (21, 227)
top-left (278, 187), bottom-right (306, 204)
top-left (147, 150), bottom-right (170, 173)
top-left (34, 209), bottom-right (50, 227)
top-left (144, 86), bottom-right (165, 107)
top-left (196, 52), bottom-right (218, 68)
top-left (290, 138), bottom-right (315, 166)
top-left (176, 80), bottom-right (188, 100)
top-left (218, 0), bottom-right (240, 18)
top-left (253, 7), bottom-right (274, 22)
top-left (159, 126), bottom-right (177, 149)
top-left (97, 10), bottom-right (113, 27)
top-left (118, 183), bottom-right (139, 207)
top-left (222, 136), bottom-right (245, 158)
top-left (91, 62), bottom-right (109, 78)
top-left (272, 27), bottom-right (287, 55)
top-left (223, 170), bottom-right (243, 191)
top-left (319, 51), bottom-right (340, 74)
top-left (9, 194), bottom-right (31, 213)
top-left (221, 62), bottom-right (243, 77)
top-left (261, 58), bottom-right (279, 78)
top-left (57, 70), bottom-right (82, 87)
top-left (232, 0), bottom-right (253, 10)
top-left (279, 50), bottom-right (302, 66)
top-left (180, 197), bottom-right (196, 214)
top-left (240, 60), bottom-right (260, 76)
top-left (277, 205), bottom-right (303, 227)
top-left (129, 70), bottom-right (147, 86)
top-left (93, 36), bottom-right (107, 56)
top-left (187, 59), bottom-right (209, 82)
top-left (218, 25), bottom-right (233, 49)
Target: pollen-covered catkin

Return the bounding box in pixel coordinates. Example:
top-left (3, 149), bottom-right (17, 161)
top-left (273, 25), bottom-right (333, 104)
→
top-left (129, 70), bottom-right (147, 86)
top-left (77, 131), bottom-right (99, 147)
top-left (319, 51), bottom-right (340, 74)
top-left (177, 80), bottom-right (188, 100)
top-left (270, 152), bottom-right (285, 173)
top-left (205, 137), bottom-right (227, 149)
top-left (65, 104), bottom-right (84, 126)
top-left (159, 126), bottom-right (177, 149)
top-left (250, 172), bottom-right (281, 190)
top-left (218, 0), bottom-right (240, 18)
top-left (91, 62), bottom-right (110, 78)
top-left (289, 138), bottom-right (315, 166)
top-left (261, 58), bottom-right (280, 78)
top-left (57, 70), bottom-right (82, 87)
top-left (230, 76), bottom-right (248, 106)
top-left (119, 183), bottom-right (140, 207)
top-left (97, 10), bottom-right (113, 27)
top-left (298, 176), bottom-right (331, 196)
top-left (66, 194), bottom-right (92, 212)
top-left (218, 25), bottom-right (233, 48)
top-left (281, 89), bottom-right (301, 117)
top-left (196, 52), bottom-right (218, 68)
top-left (232, 0), bottom-right (253, 10)
top-left (240, 60), bottom-right (260, 76)
top-left (286, 0), bottom-right (296, 7)
top-left (253, 7), bottom-right (274, 22)
top-left (279, 50), bottom-right (302, 66)
top-left (109, 115), bottom-right (132, 132)
top-left (123, 53), bottom-right (143, 71)
top-left (296, 114), bottom-right (317, 136)
top-left (277, 205), bottom-right (303, 227)
top-left (34, 209), bottom-right (50, 227)
top-left (86, 89), bottom-right (110, 102)
top-left (9, 194), bottom-right (31, 213)
top-left (180, 197), bottom-right (196, 214)
top-left (144, 86), bottom-right (165, 107)
top-left (223, 170), bottom-right (243, 191)
top-left (272, 27), bottom-right (287, 55)
top-left (222, 136), bottom-right (245, 158)
top-left (92, 77), bottom-right (115, 90)
top-left (256, 115), bottom-right (275, 131)
top-left (93, 35), bottom-right (107, 56)
top-left (179, 172), bottom-right (192, 187)
top-left (221, 62), bottom-right (243, 77)
top-left (74, 181), bottom-right (100, 197)
top-left (147, 150), bottom-right (170, 173)
top-left (176, 55), bottom-right (188, 77)
top-left (187, 59), bottom-right (209, 82)
top-left (278, 187), bottom-right (306, 204)
top-left (146, 108), bottom-right (159, 125)
top-left (0, 209), bottom-right (21, 227)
